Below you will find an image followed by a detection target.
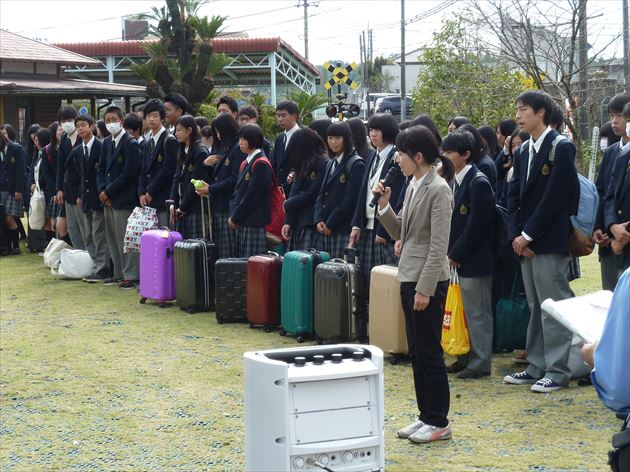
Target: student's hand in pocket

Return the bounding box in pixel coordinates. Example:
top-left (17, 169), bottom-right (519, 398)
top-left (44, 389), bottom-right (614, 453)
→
top-left (413, 292), bottom-right (430, 311)
top-left (394, 240), bottom-right (402, 257)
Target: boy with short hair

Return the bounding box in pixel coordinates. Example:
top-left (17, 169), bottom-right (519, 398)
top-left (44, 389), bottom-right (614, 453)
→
top-left (74, 114), bottom-right (110, 282)
top-left (272, 100), bottom-right (300, 194)
top-left (123, 113), bottom-right (144, 144)
top-left (164, 93), bottom-right (189, 134)
top-left (504, 90), bottom-right (579, 393)
top-left (96, 106), bottom-right (141, 289)
top-left (217, 96), bottom-right (239, 119)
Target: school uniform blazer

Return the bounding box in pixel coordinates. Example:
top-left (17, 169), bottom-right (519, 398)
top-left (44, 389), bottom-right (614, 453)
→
top-left (263, 138), bottom-right (272, 161)
top-left (507, 129), bottom-right (579, 255)
top-left (37, 145), bottom-right (58, 200)
top-left (603, 144), bottom-right (630, 267)
top-left (448, 166), bottom-right (495, 277)
top-left (284, 157), bottom-right (328, 228)
top-left (351, 147), bottom-right (404, 242)
top-left (271, 132), bottom-right (295, 195)
top-left (595, 144), bottom-right (622, 256)
top-left (137, 132), bottom-right (179, 212)
top-left (96, 132), bottom-right (141, 211)
top-left (475, 153), bottom-right (498, 192)
top-left (314, 152), bottom-right (366, 234)
top-left (377, 167), bottom-right (452, 296)
top-left (170, 144), bottom-right (209, 214)
top-left (230, 151), bottom-right (272, 227)
top-left (77, 139), bottom-right (104, 213)
top-left (207, 139), bottom-right (246, 214)
top-left (56, 133), bottom-right (82, 204)
top-left (0, 142), bottom-right (26, 194)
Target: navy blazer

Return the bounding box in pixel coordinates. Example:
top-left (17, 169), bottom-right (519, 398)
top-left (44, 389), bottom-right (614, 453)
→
top-left (448, 166), bottom-right (495, 277)
top-left (207, 139), bottom-right (246, 214)
top-left (96, 132), bottom-right (141, 211)
top-left (507, 130), bottom-right (579, 255)
top-left (56, 133), bottom-right (82, 204)
top-left (170, 143), bottom-right (210, 214)
top-left (351, 146), bottom-right (404, 242)
top-left (595, 144), bottom-right (623, 256)
top-left (138, 130), bottom-right (179, 211)
top-left (284, 157), bottom-right (328, 228)
top-left (271, 132), bottom-right (295, 195)
top-left (475, 153), bottom-right (498, 192)
top-left (37, 144), bottom-right (58, 200)
top-left (0, 142), bottom-right (26, 195)
top-left (230, 151), bottom-right (272, 227)
top-left (604, 144), bottom-right (630, 230)
top-left (314, 152), bottom-right (365, 234)
top-left (77, 139), bottom-right (104, 213)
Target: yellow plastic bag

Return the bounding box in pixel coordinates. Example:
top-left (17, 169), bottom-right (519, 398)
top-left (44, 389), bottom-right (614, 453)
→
top-left (441, 268), bottom-right (470, 356)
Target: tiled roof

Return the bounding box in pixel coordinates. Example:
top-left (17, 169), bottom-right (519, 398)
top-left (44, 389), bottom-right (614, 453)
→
top-left (0, 77), bottom-right (146, 96)
top-left (54, 37), bottom-right (319, 75)
top-left (0, 29), bottom-right (100, 65)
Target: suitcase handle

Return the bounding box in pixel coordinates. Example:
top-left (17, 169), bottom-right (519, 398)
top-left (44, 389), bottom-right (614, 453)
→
top-left (200, 194), bottom-right (213, 241)
top-left (343, 246), bottom-right (359, 265)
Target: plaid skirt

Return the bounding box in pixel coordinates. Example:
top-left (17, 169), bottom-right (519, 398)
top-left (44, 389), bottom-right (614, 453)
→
top-left (288, 225), bottom-right (316, 252)
top-left (177, 211), bottom-right (209, 240)
top-left (235, 225), bottom-right (267, 258)
top-left (46, 196), bottom-right (60, 219)
top-left (213, 211), bottom-right (235, 259)
top-left (0, 191), bottom-right (23, 217)
top-left (357, 228), bottom-right (398, 289)
top-left (312, 231), bottom-right (348, 260)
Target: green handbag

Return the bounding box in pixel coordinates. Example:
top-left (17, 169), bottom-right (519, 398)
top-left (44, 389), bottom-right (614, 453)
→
top-left (494, 273), bottom-right (531, 351)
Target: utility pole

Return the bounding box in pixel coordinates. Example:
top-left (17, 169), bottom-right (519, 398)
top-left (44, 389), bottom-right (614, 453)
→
top-left (623, 0), bottom-right (629, 86)
top-left (400, 0), bottom-right (406, 121)
top-left (577, 0), bottom-right (589, 142)
top-left (298, 0), bottom-right (318, 60)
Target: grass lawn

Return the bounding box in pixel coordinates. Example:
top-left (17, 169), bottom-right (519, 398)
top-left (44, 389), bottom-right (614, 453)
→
top-left (0, 249), bottom-right (621, 471)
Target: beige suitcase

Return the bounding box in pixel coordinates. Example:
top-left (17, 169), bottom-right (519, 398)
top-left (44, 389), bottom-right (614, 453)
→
top-left (368, 265), bottom-right (409, 361)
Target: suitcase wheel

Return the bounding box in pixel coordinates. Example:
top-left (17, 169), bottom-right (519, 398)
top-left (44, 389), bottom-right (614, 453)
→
top-left (278, 329), bottom-right (286, 337)
top-left (263, 325), bottom-right (273, 333)
top-left (217, 317), bottom-right (225, 324)
top-left (187, 307), bottom-right (196, 314)
top-left (139, 297), bottom-right (146, 304)
top-left (296, 335), bottom-right (305, 344)
top-left (158, 302), bottom-right (166, 309)
top-left (315, 337), bottom-right (323, 345)
top-left (249, 323), bottom-right (255, 329)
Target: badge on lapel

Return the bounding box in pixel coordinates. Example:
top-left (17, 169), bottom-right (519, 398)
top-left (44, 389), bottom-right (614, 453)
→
top-left (541, 164), bottom-right (550, 176)
top-left (117, 155), bottom-right (124, 163)
top-left (10, 156), bottom-right (15, 163)
top-left (339, 174), bottom-right (347, 184)
top-left (225, 159), bottom-right (230, 166)
top-left (95, 162), bottom-right (99, 169)
top-left (310, 171), bottom-right (316, 180)
top-left (245, 172), bottom-right (251, 181)
top-left (459, 204), bottom-right (468, 215)
top-left (157, 155), bottom-right (163, 162)
top-left (188, 164), bottom-right (194, 172)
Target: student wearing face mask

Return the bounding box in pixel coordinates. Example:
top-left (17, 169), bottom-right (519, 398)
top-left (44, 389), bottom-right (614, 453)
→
top-left (97, 106), bottom-right (141, 290)
top-left (595, 94), bottom-right (630, 290)
top-left (55, 105), bottom-right (87, 250)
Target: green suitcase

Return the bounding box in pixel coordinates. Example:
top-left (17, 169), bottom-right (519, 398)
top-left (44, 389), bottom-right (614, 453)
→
top-left (280, 249), bottom-right (330, 342)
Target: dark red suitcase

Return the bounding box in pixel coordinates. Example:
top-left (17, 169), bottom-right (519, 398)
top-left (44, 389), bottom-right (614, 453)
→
top-left (247, 252), bottom-right (282, 331)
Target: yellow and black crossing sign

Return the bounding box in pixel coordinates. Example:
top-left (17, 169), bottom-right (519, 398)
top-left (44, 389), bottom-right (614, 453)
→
top-left (323, 62), bottom-right (359, 91)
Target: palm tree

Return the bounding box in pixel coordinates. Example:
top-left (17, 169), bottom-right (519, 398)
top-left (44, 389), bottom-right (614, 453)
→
top-left (285, 90), bottom-right (328, 125)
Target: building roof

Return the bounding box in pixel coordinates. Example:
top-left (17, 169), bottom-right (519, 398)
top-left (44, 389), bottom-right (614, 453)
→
top-left (0, 29), bottom-right (100, 66)
top-left (0, 77), bottom-right (146, 96)
top-left (54, 37), bottom-right (319, 75)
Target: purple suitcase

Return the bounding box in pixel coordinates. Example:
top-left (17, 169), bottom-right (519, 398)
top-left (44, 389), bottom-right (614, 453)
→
top-left (139, 229), bottom-right (182, 307)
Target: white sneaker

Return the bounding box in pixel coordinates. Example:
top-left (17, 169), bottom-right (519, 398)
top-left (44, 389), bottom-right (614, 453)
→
top-left (397, 420), bottom-right (425, 438)
top-left (408, 422), bottom-right (452, 443)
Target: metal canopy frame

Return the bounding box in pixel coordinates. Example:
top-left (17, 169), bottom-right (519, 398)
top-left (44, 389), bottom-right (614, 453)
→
top-left (62, 46), bottom-right (318, 103)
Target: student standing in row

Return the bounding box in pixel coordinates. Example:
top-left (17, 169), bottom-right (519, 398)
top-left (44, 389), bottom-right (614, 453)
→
top-left (56, 105), bottom-right (87, 249)
top-left (505, 90), bottom-right (579, 393)
top-left (164, 93), bottom-right (188, 135)
top-left (442, 130), bottom-right (495, 379)
top-left (375, 125), bottom-right (454, 444)
top-left (282, 127), bottom-right (328, 251)
top-left (138, 99), bottom-right (179, 228)
top-left (29, 128), bottom-right (52, 240)
top-left (0, 130), bottom-right (26, 254)
top-left (170, 115), bottom-right (211, 240)
top-left (458, 123), bottom-right (497, 192)
top-left (271, 101), bottom-right (300, 195)
top-left (42, 123), bottom-right (69, 243)
top-left (197, 113), bottom-right (244, 258)
top-left (74, 114), bottom-right (110, 283)
top-left (237, 106), bottom-right (272, 158)
top-left (97, 106), bottom-right (141, 289)
top-left (314, 122), bottom-right (365, 259)
top-left (229, 124), bottom-right (272, 258)
top-left (123, 113), bottom-right (145, 145)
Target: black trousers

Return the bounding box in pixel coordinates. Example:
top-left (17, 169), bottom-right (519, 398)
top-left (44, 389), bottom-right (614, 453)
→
top-left (400, 280), bottom-right (450, 428)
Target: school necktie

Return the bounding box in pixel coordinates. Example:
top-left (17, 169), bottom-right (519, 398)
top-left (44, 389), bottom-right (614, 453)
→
top-left (528, 147), bottom-right (538, 177)
top-left (370, 152), bottom-right (381, 180)
top-left (84, 145), bottom-right (89, 161)
top-left (283, 133), bottom-right (288, 150)
top-left (149, 138), bottom-right (155, 156)
top-left (453, 181), bottom-right (460, 195)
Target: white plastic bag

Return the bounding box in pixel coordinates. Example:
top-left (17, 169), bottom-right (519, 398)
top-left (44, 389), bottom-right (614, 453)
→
top-left (123, 206), bottom-right (158, 253)
top-left (29, 186), bottom-right (46, 230)
top-left (55, 249), bottom-right (95, 279)
top-left (43, 238), bottom-right (72, 268)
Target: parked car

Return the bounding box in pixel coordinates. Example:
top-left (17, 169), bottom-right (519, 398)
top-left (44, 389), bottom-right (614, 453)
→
top-left (373, 96), bottom-right (413, 117)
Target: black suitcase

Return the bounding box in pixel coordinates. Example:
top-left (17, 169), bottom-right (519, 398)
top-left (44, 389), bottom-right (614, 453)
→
top-left (215, 258), bottom-right (248, 324)
top-left (174, 196), bottom-right (217, 314)
top-left (313, 247), bottom-right (360, 344)
top-left (27, 224), bottom-right (48, 253)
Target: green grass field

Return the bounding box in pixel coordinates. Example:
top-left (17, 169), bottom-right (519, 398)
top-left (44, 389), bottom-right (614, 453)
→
top-left (0, 249), bottom-right (621, 471)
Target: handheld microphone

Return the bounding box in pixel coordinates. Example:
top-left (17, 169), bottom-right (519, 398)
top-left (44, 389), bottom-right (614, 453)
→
top-left (369, 165), bottom-right (399, 208)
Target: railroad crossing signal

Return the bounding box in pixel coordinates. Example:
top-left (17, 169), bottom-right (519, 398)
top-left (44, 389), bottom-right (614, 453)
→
top-left (323, 62), bottom-right (359, 91)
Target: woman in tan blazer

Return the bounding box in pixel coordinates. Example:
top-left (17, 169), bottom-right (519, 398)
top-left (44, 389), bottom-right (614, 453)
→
top-left (375, 124), bottom-right (454, 444)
